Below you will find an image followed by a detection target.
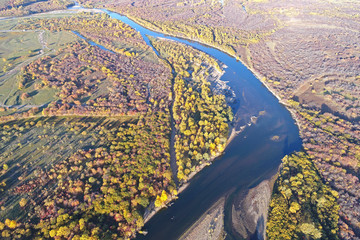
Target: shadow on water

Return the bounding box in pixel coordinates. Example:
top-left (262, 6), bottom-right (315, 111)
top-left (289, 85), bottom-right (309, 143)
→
top-left (251, 215), bottom-right (265, 240)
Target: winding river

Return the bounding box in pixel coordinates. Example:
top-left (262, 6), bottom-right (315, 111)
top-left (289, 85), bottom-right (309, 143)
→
top-left (5, 4), bottom-right (302, 239)
top-left (98, 11), bottom-right (302, 239)
top-left (68, 5), bottom-right (302, 239)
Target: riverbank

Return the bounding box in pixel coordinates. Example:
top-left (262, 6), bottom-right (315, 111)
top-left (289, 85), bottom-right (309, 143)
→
top-left (180, 197), bottom-right (226, 240)
top-left (117, 14), bottom-right (302, 133)
top-left (0, 5), bottom-right (303, 239)
top-left (142, 54), bottom-right (238, 225)
top-left (142, 120), bottom-right (249, 225)
top-left (106, 11), bottom-right (300, 237)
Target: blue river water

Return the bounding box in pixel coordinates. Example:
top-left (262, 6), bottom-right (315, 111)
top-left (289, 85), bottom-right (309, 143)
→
top-left (69, 6), bottom-right (302, 239)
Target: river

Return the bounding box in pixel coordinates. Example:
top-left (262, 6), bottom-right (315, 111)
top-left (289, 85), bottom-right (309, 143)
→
top-left (94, 10), bottom-right (302, 239)
top-left (13, 4), bottom-right (303, 239)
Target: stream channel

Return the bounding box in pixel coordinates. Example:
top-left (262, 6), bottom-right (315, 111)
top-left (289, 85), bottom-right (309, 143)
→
top-left (70, 4), bottom-right (302, 239)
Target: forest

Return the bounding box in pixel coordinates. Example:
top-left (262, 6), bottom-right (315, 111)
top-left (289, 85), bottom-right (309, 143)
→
top-left (0, 114), bottom-right (177, 239)
top-left (2, 0), bottom-right (358, 238)
top-left (267, 153), bottom-right (339, 240)
top-left (0, 12), bottom-right (233, 239)
top-left (70, 0), bottom-right (360, 238)
top-left (150, 37), bottom-right (232, 181)
top-left (18, 13), bottom-right (155, 61)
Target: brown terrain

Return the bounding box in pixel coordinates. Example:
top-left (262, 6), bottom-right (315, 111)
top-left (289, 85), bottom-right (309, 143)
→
top-left (72, 0), bottom-right (360, 238)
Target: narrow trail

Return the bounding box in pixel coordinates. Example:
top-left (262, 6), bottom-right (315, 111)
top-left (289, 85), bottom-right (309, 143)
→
top-left (0, 103), bottom-right (45, 109)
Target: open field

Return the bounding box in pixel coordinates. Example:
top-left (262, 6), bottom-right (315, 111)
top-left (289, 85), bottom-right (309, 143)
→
top-left (0, 31), bottom-right (42, 75)
top-left (0, 16), bottom-right (81, 110)
top-left (0, 30), bottom-right (78, 108)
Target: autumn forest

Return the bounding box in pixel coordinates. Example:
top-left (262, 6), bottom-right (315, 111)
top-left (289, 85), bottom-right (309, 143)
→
top-left (0, 8), bottom-right (233, 239)
top-left (1, 0), bottom-right (359, 239)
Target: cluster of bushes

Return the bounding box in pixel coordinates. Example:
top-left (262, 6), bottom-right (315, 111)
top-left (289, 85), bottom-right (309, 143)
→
top-left (267, 153), bottom-right (340, 240)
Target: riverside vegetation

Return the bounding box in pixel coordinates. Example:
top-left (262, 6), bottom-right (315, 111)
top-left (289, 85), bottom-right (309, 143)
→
top-left (0, 12), bottom-right (174, 239)
top-left (2, 0), bottom-right (359, 238)
top-left (150, 37), bottom-right (232, 181)
top-left (74, 0), bottom-right (360, 238)
top-left (0, 12), bottom-right (232, 239)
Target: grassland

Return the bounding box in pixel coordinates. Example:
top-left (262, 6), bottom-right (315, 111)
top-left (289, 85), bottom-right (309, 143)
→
top-left (0, 17), bottom-right (79, 110)
top-left (0, 31), bottom-right (42, 74)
